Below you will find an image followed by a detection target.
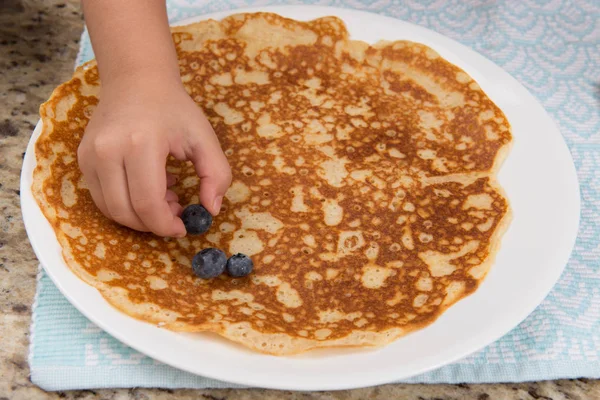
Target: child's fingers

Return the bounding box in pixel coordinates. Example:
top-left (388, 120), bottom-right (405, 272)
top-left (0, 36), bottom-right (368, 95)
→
top-left (187, 127), bottom-right (232, 216)
top-left (80, 168), bottom-right (110, 218)
top-left (125, 146), bottom-right (186, 237)
top-left (166, 172), bottom-right (177, 187)
top-left (168, 201), bottom-right (183, 217)
top-left (97, 161), bottom-right (149, 232)
top-left (165, 189), bottom-right (179, 203)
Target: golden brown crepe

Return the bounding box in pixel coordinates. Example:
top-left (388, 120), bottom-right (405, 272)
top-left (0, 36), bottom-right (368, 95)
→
top-left (33, 12), bottom-right (511, 355)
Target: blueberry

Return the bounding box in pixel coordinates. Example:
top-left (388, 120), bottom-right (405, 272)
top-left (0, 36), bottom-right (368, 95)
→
top-left (181, 204), bottom-right (212, 235)
top-left (226, 253), bottom-right (254, 277)
top-left (192, 248), bottom-right (226, 279)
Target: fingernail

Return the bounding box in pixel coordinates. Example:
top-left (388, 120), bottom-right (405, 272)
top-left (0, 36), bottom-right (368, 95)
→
top-left (212, 196), bottom-right (223, 215)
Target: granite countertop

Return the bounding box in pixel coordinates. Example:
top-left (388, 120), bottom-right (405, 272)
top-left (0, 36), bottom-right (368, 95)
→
top-left (0, 1), bottom-right (598, 399)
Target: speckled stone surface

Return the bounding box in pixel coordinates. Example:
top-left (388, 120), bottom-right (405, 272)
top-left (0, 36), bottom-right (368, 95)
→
top-left (0, 1), bottom-right (599, 399)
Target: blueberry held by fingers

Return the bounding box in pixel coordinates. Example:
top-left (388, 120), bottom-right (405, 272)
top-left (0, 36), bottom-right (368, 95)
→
top-left (192, 248), bottom-right (227, 279)
top-left (226, 253), bottom-right (254, 277)
top-left (181, 204), bottom-right (212, 235)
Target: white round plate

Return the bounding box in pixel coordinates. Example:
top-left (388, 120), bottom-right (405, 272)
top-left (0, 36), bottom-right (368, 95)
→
top-left (21, 6), bottom-right (580, 391)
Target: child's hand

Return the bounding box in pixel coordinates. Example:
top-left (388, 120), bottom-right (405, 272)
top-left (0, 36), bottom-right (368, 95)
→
top-left (78, 77), bottom-right (232, 237)
top-left (80, 0), bottom-right (231, 236)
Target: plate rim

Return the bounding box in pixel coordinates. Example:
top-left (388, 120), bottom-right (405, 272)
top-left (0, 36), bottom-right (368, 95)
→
top-left (21, 5), bottom-right (581, 391)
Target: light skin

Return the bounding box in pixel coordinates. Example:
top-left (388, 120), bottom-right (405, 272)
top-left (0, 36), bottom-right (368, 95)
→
top-left (79, 0), bottom-right (232, 237)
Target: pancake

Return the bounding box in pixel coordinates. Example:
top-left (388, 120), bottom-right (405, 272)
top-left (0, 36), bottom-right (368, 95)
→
top-left (33, 12), bottom-right (512, 355)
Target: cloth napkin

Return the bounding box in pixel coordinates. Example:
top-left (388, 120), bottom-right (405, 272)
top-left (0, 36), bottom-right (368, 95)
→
top-left (29, 0), bottom-right (600, 391)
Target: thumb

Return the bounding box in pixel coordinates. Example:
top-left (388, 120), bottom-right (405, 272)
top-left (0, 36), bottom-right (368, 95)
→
top-left (188, 133), bottom-right (232, 216)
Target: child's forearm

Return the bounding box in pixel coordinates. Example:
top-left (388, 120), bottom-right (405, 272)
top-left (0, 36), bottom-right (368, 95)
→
top-left (82, 0), bottom-right (181, 88)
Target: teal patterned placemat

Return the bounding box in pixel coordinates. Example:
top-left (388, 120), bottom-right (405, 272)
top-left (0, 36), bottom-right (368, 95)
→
top-left (29, 0), bottom-right (600, 391)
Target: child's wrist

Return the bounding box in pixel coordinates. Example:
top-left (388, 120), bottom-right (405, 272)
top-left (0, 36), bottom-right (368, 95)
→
top-left (100, 65), bottom-right (184, 93)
